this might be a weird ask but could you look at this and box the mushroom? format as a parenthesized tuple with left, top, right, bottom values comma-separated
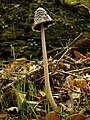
(32, 7, 59, 112)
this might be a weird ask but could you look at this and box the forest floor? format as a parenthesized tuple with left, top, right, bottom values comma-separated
(0, 33, 90, 120)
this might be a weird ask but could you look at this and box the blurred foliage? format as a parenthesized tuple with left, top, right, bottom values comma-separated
(0, 0, 90, 60)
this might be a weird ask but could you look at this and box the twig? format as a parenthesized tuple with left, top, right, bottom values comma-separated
(57, 70, 78, 77)
(67, 66, 90, 73)
(58, 47, 71, 62)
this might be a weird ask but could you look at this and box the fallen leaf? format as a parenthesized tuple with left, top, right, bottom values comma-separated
(66, 114, 87, 120)
(3, 57, 27, 74)
(46, 111, 60, 120)
(74, 50, 86, 59)
(86, 52, 90, 58)
(38, 111, 60, 120)
(38, 115, 46, 120)
(39, 90, 46, 97)
(74, 79, 87, 92)
(63, 76, 87, 92)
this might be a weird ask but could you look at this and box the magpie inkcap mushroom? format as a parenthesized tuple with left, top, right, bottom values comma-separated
(32, 7, 59, 112)
(32, 7, 53, 31)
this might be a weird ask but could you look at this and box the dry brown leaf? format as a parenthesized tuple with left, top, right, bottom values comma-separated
(74, 50, 86, 59)
(38, 111, 60, 120)
(66, 114, 87, 120)
(3, 57, 27, 74)
(74, 79, 87, 92)
(63, 75, 87, 92)
(46, 111, 60, 120)
(38, 115, 46, 120)
(86, 52, 90, 58)
(10, 57, 27, 68)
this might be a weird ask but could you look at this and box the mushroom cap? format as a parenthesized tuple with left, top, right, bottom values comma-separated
(32, 7, 53, 32)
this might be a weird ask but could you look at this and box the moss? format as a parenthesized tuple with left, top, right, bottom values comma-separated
(2, 30, 16, 39)
(0, 1, 90, 60)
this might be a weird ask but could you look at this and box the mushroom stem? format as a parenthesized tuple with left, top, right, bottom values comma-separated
(41, 23, 58, 112)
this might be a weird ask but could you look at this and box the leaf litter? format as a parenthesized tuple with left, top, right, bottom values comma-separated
(0, 33, 90, 120)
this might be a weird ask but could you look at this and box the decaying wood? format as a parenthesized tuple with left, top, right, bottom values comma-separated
(69, 32, 90, 53)
(57, 32, 90, 62)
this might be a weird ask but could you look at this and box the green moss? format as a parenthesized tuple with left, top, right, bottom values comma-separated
(2, 31, 16, 39)
(0, 0, 90, 60)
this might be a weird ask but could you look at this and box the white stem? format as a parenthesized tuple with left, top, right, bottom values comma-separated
(41, 23, 59, 112)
